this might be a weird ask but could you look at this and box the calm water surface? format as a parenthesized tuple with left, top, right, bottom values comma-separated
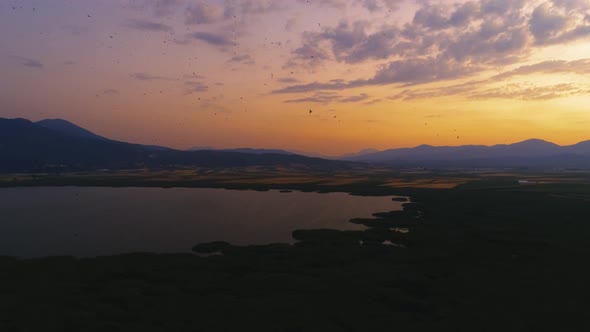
(0, 187, 404, 257)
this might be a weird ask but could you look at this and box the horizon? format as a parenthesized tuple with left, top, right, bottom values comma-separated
(7, 116, 590, 156)
(3, 0, 590, 154)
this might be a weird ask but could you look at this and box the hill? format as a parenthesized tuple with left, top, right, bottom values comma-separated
(0, 118, 348, 173)
(35, 119, 107, 141)
(344, 139, 590, 168)
(189, 147, 294, 155)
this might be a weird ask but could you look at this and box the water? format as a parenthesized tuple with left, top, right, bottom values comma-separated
(0, 187, 404, 257)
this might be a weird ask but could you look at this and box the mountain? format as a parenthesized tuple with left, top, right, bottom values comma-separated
(188, 147, 335, 159)
(0, 118, 349, 173)
(189, 147, 294, 155)
(336, 148, 380, 160)
(569, 140, 590, 153)
(36, 119, 106, 140)
(36, 118, 171, 152)
(343, 139, 590, 168)
(7, 117, 590, 171)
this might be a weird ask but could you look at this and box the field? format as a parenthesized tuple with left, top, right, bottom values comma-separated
(5, 166, 590, 191)
(1, 167, 590, 331)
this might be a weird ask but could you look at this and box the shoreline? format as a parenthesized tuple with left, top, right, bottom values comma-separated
(2, 178, 590, 329)
(0, 185, 412, 259)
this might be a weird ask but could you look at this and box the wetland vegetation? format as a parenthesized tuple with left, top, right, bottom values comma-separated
(1, 168, 590, 331)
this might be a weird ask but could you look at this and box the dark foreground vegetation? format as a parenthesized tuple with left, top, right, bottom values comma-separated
(1, 176, 590, 331)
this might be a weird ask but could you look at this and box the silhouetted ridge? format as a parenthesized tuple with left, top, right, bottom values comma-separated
(343, 138, 590, 168)
(0, 118, 349, 172)
(189, 147, 294, 155)
(36, 119, 106, 141)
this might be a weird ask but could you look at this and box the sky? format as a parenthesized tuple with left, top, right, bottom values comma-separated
(2, 0, 590, 155)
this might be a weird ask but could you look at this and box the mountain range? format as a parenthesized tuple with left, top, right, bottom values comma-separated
(3, 117, 590, 171)
(344, 139, 590, 168)
(0, 118, 346, 173)
(189, 147, 294, 155)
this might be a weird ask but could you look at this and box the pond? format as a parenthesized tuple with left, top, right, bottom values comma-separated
(0, 187, 404, 257)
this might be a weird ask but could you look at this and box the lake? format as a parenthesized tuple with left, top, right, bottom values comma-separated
(0, 187, 405, 257)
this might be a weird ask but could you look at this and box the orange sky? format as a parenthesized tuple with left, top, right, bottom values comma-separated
(2, 0, 590, 155)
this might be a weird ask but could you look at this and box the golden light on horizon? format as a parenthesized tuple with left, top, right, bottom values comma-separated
(2, 0, 590, 154)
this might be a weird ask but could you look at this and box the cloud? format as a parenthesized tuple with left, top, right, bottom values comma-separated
(552, 25, 590, 44)
(153, 0, 182, 16)
(101, 89, 120, 96)
(552, 0, 590, 11)
(274, 81, 349, 94)
(371, 56, 481, 85)
(196, 94, 232, 113)
(228, 54, 255, 65)
(295, 0, 347, 9)
(384, 57, 590, 101)
(280, 0, 590, 94)
(123, 0, 182, 17)
(185, 0, 284, 25)
(470, 83, 588, 100)
(361, 0, 383, 12)
(388, 68, 590, 100)
(184, 81, 208, 94)
(317, 0, 404, 12)
(230, 0, 284, 15)
(284, 15, 299, 31)
(529, 3, 571, 43)
(528, 2, 590, 45)
(124, 19, 173, 32)
(285, 92, 341, 104)
(341, 93, 370, 103)
(275, 56, 480, 93)
(389, 80, 487, 100)
(286, 33, 332, 68)
(185, 2, 225, 24)
(14, 56, 43, 69)
(364, 98, 382, 105)
(183, 73, 206, 80)
(287, 20, 404, 65)
(284, 91, 371, 104)
(493, 58, 590, 79)
(24, 59, 43, 69)
(287, 1, 533, 70)
(188, 31, 236, 47)
(277, 77, 300, 84)
(130, 72, 176, 81)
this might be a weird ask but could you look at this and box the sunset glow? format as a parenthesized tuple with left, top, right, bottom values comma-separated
(2, 0, 590, 154)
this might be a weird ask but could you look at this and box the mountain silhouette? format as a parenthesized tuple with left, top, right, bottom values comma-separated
(5, 117, 590, 171)
(336, 148, 379, 160)
(0, 118, 347, 173)
(36, 119, 107, 141)
(189, 147, 294, 155)
(36, 118, 171, 152)
(344, 139, 590, 168)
